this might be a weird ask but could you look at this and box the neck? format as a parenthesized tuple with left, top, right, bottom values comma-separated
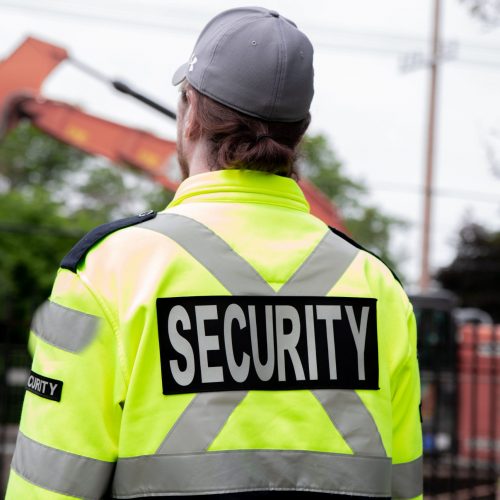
(188, 139, 211, 177)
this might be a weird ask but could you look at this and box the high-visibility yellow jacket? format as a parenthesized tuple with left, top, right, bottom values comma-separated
(7, 169, 422, 500)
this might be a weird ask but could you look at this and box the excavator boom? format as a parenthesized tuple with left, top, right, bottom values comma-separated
(0, 36, 345, 230)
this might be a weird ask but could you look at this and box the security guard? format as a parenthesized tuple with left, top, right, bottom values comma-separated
(7, 7, 422, 500)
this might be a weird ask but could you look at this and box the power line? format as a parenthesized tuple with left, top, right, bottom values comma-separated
(371, 181, 500, 204)
(0, 1, 202, 37)
(2, 0, 500, 69)
(34, 0, 500, 54)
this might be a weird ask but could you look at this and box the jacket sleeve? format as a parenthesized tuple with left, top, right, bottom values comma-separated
(391, 303, 423, 500)
(6, 268, 125, 500)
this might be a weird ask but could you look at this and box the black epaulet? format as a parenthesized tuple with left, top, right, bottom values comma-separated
(60, 210, 157, 273)
(328, 226, 403, 287)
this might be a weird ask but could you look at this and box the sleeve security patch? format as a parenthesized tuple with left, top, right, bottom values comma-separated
(157, 296, 378, 395)
(26, 370, 63, 402)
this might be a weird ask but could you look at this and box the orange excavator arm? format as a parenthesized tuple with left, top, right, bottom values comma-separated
(0, 36, 346, 231)
(19, 97, 179, 192)
(0, 37, 67, 135)
(0, 37, 178, 191)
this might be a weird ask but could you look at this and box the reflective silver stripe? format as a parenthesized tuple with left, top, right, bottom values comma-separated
(392, 456, 423, 499)
(141, 213, 274, 295)
(12, 431, 115, 499)
(143, 213, 384, 460)
(277, 230, 358, 296)
(313, 390, 386, 456)
(113, 450, 391, 498)
(157, 391, 247, 454)
(31, 300, 100, 353)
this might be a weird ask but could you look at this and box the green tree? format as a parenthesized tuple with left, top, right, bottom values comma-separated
(460, 0, 500, 26)
(0, 122, 172, 344)
(436, 222, 500, 322)
(301, 134, 406, 277)
(0, 125, 407, 347)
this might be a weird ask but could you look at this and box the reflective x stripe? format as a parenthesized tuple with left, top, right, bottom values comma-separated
(157, 391, 247, 454)
(144, 213, 386, 462)
(141, 213, 358, 297)
(113, 450, 392, 498)
(392, 456, 423, 499)
(12, 431, 115, 499)
(145, 213, 273, 454)
(31, 300, 100, 353)
(313, 389, 386, 456)
(141, 213, 272, 295)
(277, 229, 359, 296)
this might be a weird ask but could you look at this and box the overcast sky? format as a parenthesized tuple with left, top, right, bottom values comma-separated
(1, 0, 500, 285)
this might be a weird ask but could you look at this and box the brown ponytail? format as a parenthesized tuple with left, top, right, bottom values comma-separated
(184, 84, 310, 178)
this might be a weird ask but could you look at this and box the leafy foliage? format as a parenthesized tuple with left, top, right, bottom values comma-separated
(1, 125, 407, 345)
(460, 0, 500, 26)
(301, 134, 406, 277)
(436, 222, 500, 322)
(0, 122, 172, 344)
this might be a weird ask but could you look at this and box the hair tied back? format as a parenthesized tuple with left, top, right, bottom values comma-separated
(255, 134, 272, 142)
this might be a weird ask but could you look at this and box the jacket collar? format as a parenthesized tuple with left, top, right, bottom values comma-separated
(167, 170, 310, 213)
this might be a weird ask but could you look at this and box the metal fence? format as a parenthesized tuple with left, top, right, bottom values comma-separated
(423, 323, 500, 498)
(1, 305, 499, 498)
(1, 333, 30, 497)
(415, 294, 500, 499)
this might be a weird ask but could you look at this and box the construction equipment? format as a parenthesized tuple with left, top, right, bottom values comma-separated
(0, 36, 346, 229)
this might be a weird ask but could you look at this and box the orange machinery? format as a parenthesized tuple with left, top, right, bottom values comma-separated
(0, 36, 346, 230)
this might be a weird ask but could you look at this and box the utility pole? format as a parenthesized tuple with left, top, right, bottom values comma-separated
(420, 0, 442, 292)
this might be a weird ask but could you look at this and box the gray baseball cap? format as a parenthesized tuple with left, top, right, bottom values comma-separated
(172, 6, 314, 122)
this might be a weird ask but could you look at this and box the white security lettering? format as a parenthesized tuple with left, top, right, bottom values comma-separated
(316, 305, 342, 380)
(195, 305, 223, 383)
(275, 305, 305, 382)
(27, 375, 47, 393)
(305, 305, 318, 380)
(249, 305, 275, 382)
(346, 306, 370, 381)
(158, 296, 378, 394)
(168, 305, 195, 386)
(49, 382, 58, 396)
(224, 304, 250, 383)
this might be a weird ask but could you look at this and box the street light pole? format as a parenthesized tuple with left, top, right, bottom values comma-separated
(420, 0, 442, 292)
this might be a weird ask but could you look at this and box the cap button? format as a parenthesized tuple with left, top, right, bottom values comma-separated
(269, 10, 279, 17)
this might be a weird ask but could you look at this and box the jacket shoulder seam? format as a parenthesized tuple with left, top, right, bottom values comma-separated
(60, 211, 157, 273)
(328, 226, 403, 287)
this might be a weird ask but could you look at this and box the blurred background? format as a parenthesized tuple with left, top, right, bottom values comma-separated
(0, 0, 499, 497)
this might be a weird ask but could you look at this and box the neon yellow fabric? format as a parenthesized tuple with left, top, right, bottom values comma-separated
(208, 390, 354, 454)
(7, 169, 422, 499)
(6, 469, 79, 500)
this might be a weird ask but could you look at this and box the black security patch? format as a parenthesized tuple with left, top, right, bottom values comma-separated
(157, 296, 378, 395)
(26, 370, 63, 402)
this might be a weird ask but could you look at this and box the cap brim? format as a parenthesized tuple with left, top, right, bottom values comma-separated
(172, 62, 189, 86)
